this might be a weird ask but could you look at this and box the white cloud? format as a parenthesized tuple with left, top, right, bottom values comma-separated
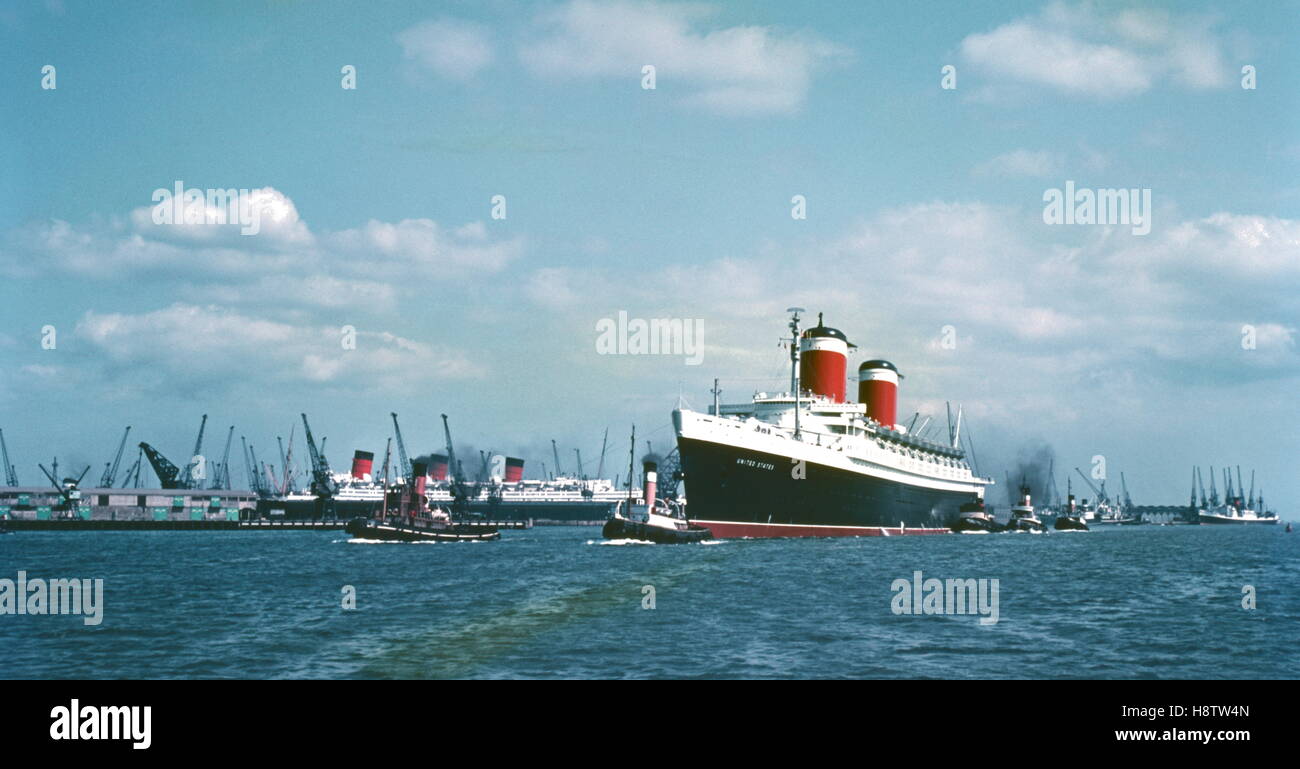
(1, 187, 523, 305)
(398, 18, 496, 81)
(526, 200, 1299, 408)
(525, 267, 583, 309)
(973, 149, 1063, 178)
(960, 1, 1234, 98)
(519, 0, 847, 115)
(75, 304, 485, 393)
(328, 218, 522, 275)
(128, 186, 313, 248)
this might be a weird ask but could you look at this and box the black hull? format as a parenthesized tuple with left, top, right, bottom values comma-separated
(1053, 517, 1090, 531)
(952, 517, 1003, 533)
(601, 516, 712, 544)
(1005, 517, 1047, 533)
(343, 517, 500, 542)
(676, 437, 978, 537)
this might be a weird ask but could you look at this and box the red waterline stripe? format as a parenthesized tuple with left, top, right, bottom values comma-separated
(690, 520, 951, 538)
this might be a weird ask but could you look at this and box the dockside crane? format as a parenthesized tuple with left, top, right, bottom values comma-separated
(391, 413, 412, 483)
(39, 461, 89, 512)
(1247, 470, 1256, 509)
(379, 437, 393, 518)
(99, 426, 131, 488)
(440, 414, 459, 485)
(120, 447, 144, 488)
(441, 413, 474, 516)
(139, 442, 184, 488)
(176, 414, 208, 489)
(301, 413, 336, 499)
(574, 448, 584, 480)
(596, 427, 609, 480)
(283, 426, 297, 494)
(1073, 467, 1106, 504)
(277, 435, 288, 491)
(1120, 472, 1134, 510)
(240, 436, 253, 493)
(1196, 466, 1208, 508)
(1209, 465, 1220, 507)
(214, 425, 234, 490)
(248, 444, 265, 496)
(0, 428, 19, 486)
(551, 439, 563, 479)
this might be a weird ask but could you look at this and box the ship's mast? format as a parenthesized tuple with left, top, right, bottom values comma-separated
(787, 307, 805, 439)
(626, 425, 636, 503)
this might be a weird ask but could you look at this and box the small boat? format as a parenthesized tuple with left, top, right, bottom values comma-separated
(1053, 514, 1088, 531)
(602, 456, 711, 544)
(345, 509, 500, 542)
(1004, 481, 1047, 533)
(1053, 480, 1089, 531)
(344, 458, 499, 542)
(951, 501, 1002, 533)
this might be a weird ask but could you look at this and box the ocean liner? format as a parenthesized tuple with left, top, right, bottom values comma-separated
(674, 310, 993, 537)
(266, 450, 635, 523)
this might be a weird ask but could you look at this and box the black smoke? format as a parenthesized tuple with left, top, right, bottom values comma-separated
(1006, 442, 1058, 506)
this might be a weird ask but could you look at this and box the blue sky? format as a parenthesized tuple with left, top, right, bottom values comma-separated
(1, 0, 1297, 507)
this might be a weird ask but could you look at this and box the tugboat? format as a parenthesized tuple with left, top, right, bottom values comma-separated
(1004, 481, 1047, 533)
(345, 461, 500, 543)
(602, 452, 711, 544)
(1053, 479, 1089, 531)
(951, 501, 1003, 533)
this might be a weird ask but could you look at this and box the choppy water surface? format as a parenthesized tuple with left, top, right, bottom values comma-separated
(1, 525, 1296, 678)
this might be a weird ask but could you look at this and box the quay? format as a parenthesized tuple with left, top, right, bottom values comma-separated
(2, 518, 531, 532)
